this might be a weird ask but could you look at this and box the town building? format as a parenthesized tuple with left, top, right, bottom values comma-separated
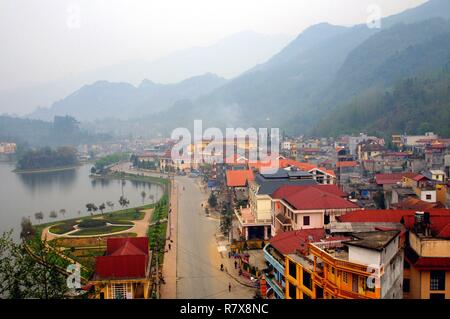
(0, 142, 16, 154)
(270, 184, 360, 237)
(89, 237, 151, 299)
(357, 140, 385, 161)
(403, 212, 450, 299)
(337, 208, 450, 299)
(263, 228, 325, 299)
(235, 169, 317, 241)
(263, 228, 404, 299)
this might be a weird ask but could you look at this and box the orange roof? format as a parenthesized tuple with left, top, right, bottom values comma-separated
(336, 161, 358, 168)
(226, 169, 254, 187)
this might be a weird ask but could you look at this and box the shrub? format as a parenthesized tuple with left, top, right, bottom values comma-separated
(78, 219, 107, 229)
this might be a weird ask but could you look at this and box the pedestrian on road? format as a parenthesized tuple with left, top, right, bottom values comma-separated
(234, 260, 238, 269)
(228, 283, 231, 292)
(168, 243, 171, 250)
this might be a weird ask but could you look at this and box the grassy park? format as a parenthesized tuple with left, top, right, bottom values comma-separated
(26, 171, 171, 281)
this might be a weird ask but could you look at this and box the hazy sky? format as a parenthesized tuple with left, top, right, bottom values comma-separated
(0, 0, 426, 91)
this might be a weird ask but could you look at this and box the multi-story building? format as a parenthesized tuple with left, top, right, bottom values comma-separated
(236, 169, 317, 240)
(286, 230, 403, 299)
(270, 184, 360, 237)
(338, 208, 450, 299)
(403, 212, 450, 299)
(263, 228, 325, 299)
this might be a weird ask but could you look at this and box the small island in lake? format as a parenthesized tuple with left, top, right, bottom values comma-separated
(14, 146, 79, 173)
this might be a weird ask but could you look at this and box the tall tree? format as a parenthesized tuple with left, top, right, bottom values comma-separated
(98, 203, 106, 215)
(34, 212, 44, 224)
(208, 192, 218, 209)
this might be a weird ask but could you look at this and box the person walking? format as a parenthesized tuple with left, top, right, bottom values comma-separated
(234, 260, 238, 269)
(228, 282, 232, 292)
(168, 243, 171, 250)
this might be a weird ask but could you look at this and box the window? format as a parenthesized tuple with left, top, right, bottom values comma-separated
(303, 216, 310, 226)
(426, 194, 432, 200)
(430, 271, 445, 291)
(352, 274, 358, 293)
(303, 270, 312, 290)
(315, 285, 324, 299)
(403, 279, 410, 293)
(288, 260, 297, 279)
(343, 272, 348, 283)
(331, 267, 335, 275)
(288, 282, 296, 299)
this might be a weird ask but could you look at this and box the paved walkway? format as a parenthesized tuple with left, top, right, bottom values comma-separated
(160, 179, 178, 299)
(41, 209, 153, 240)
(214, 234, 259, 289)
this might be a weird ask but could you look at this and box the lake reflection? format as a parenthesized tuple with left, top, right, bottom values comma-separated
(0, 162, 163, 239)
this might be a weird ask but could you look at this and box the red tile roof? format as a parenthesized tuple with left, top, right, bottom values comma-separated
(106, 237, 148, 256)
(272, 185, 358, 210)
(396, 197, 443, 210)
(375, 172, 417, 185)
(402, 215, 450, 239)
(272, 184, 347, 199)
(339, 209, 450, 224)
(405, 246, 450, 270)
(269, 228, 325, 255)
(226, 169, 254, 187)
(95, 237, 149, 280)
(412, 174, 428, 181)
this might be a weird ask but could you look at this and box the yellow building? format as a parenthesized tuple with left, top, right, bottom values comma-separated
(403, 213, 450, 299)
(284, 231, 403, 299)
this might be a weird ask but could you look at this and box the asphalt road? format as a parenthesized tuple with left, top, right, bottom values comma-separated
(176, 176, 254, 299)
(111, 164, 253, 299)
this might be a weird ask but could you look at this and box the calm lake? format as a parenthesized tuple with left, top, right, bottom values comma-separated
(0, 162, 164, 239)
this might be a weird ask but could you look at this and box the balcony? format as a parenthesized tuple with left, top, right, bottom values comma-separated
(263, 244, 285, 274)
(235, 207, 271, 227)
(265, 275, 285, 299)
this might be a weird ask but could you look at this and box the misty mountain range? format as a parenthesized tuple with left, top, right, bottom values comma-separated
(1, 31, 291, 116)
(10, 0, 450, 140)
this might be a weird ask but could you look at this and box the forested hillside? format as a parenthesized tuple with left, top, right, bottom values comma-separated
(311, 67, 450, 138)
(0, 115, 111, 147)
